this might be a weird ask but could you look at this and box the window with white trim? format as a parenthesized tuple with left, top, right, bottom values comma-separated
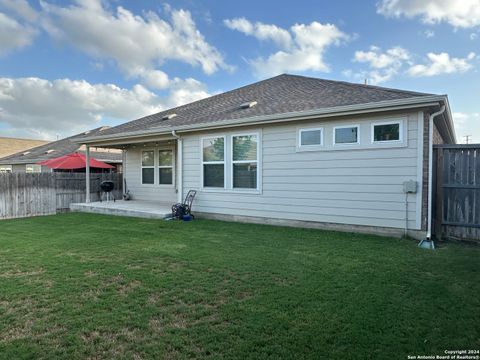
(141, 150, 154, 184)
(299, 128, 323, 148)
(0, 165, 12, 173)
(334, 125, 359, 145)
(372, 121, 401, 142)
(158, 149, 173, 185)
(26, 164, 41, 173)
(202, 137, 225, 188)
(232, 134, 258, 189)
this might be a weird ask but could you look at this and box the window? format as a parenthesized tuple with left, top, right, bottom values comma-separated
(334, 125, 359, 145)
(232, 134, 258, 189)
(158, 150, 173, 185)
(141, 150, 154, 184)
(299, 128, 323, 148)
(202, 137, 225, 188)
(0, 165, 12, 173)
(372, 121, 401, 142)
(26, 164, 41, 173)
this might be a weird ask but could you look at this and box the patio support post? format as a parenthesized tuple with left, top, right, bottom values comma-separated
(86, 144, 91, 203)
(177, 138, 183, 203)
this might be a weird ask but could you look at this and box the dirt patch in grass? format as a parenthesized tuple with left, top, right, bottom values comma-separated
(0, 268, 44, 278)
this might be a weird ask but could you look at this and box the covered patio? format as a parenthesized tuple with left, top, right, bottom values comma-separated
(72, 129, 183, 220)
(70, 200, 172, 219)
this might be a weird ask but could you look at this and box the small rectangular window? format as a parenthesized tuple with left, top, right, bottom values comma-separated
(26, 164, 42, 173)
(202, 137, 225, 188)
(334, 125, 359, 145)
(141, 150, 154, 184)
(158, 150, 173, 185)
(300, 128, 322, 146)
(372, 122, 401, 142)
(232, 134, 258, 189)
(0, 165, 12, 173)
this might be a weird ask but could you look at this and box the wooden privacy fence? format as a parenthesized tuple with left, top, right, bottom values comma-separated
(0, 173, 123, 220)
(433, 144, 480, 242)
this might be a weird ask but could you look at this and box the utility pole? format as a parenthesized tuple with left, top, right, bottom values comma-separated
(463, 135, 472, 144)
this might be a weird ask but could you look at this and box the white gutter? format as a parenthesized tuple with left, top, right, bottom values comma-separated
(78, 95, 448, 144)
(426, 105, 446, 241)
(171, 130, 183, 203)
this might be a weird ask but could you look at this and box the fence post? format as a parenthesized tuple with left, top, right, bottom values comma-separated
(434, 147, 444, 240)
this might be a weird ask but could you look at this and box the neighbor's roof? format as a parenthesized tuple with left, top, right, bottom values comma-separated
(84, 74, 435, 140)
(0, 127, 122, 165)
(0, 137, 50, 158)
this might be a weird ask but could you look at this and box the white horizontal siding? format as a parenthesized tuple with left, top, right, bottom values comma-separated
(124, 147, 177, 203)
(182, 112, 423, 230)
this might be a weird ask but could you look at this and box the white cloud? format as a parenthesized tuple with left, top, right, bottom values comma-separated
(407, 52, 476, 77)
(423, 29, 435, 38)
(377, 0, 480, 28)
(354, 46, 410, 69)
(346, 46, 410, 84)
(40, 0, 230, 81)
(0, 0, 38, 22)
(471, 32, 478, 40)
(0, 77, 210, 140)
(224, 17, 292, 49)
(225, 18, 349, 77)
(0, 11, 37, 55)
(453, 112, 480, 143)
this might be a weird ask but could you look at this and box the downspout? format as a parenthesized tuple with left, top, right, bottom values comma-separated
(171, 131, 183, 203)
(425, 105, 446, 243)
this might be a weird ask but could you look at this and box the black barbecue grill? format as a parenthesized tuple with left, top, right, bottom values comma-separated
(100, 180, 115, 202)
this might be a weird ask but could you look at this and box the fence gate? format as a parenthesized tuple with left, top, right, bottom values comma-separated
(433, 144, 480, 242)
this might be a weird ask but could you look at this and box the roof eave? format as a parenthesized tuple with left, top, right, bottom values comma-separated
(78, 95, 448, 145)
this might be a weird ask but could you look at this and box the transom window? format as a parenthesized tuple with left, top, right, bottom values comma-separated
(299, 128, 323, 147)
(232, 134, 258, 189)
(158, 150, 173, 185)
(334, 125, 359, 145)
(372, 121, 401, 142)
(141, 150, 154, 184)
(202, 137, 225, 188)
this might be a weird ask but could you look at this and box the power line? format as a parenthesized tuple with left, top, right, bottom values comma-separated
(463, 135, 472, 144)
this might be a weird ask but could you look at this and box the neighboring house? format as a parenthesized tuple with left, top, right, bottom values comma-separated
(0, 127, 123, 173)
(0, 137, 50, 169)
(78, 74, 456, 239)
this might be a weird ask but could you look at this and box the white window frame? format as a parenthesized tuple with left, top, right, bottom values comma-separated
(230, 132, 260, 191)
(0, 165, 12, 173)
(26, 164, 42, 173)
(201, 136, 226, 190)
(141, 149, 155, 185)
(333, 124, 360, 146)
(298, 127, 324, 151)
(158, 148, 175, 187)
(371, 120, 403, 144)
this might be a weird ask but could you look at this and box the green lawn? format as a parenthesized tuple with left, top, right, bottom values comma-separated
(0, 213, 478, 359)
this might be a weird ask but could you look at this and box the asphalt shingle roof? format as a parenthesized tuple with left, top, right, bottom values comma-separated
(94, 74, 434, 138)
(0, 127, 122, 165)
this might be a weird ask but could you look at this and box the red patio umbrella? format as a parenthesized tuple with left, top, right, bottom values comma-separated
(38, 152, 114, 170)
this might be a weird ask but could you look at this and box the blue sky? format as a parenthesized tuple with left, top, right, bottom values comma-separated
(0, 0, 479, 142)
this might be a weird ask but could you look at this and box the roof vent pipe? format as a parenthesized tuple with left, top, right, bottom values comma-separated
(162, 113, 177, 120)
(240, 101, 257, 109)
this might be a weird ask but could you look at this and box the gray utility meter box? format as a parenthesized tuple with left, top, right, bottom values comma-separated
(403, 180, 417, 194)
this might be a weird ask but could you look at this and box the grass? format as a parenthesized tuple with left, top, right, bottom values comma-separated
(0, 213, 478, 359)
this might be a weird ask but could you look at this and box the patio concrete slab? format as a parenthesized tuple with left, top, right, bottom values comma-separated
(70, 200, 172, 219)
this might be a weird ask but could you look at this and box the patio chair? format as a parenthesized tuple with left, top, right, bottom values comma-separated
(171, 190, 197, 219)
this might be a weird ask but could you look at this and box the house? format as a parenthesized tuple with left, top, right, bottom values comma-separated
(75, 74, 456, 240)
(0, 127, 123, 173)
(0, 137, 50, 170)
